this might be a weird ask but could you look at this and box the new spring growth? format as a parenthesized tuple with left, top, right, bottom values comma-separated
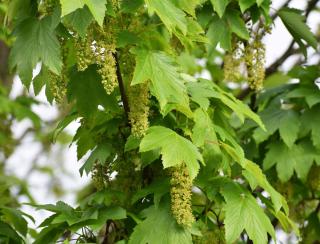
(170, 164, 195, 228)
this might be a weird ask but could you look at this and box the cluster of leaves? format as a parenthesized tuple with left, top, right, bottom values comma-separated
(0, 0, 319, 243)
(239, 65, 320, 242)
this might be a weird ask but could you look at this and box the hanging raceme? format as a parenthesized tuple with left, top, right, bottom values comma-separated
(128, 83, 150, 138)
(96, 20, 118, 95)
(74, 33, 94, 71)
(170, 164, 195, 228)
(223, 38, 243, 82)
(74, 21, 118, 94)
(91, 163, 106, 191)
(244, 25, 267, 91)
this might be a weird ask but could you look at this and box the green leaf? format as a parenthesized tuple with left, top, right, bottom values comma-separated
(192, 109, 218, 148)
(117, 30, 141, 48)
(88, 206, 127, 230)
(1, 208, 28, 237)
(62, 6, 93, 37)
(263, 142, 295, 182)
(206, 10, 249, 51)
(60, 0, 107, 26)
(206, 15, 232, 50)
(278, 111, 300, 148)
(300, 105, 320, 148)
(279, 8, 318, 56)
(120, 0, 144, 13)
(294, 140, 320, 179)
(238, 0, 256, 13)
(187, 79, 215, 109)
(225, 10, 250, 40)
(254, 107, 300, 147)
(140, 126, 203, 180)
(131, 49, 191, 116)
(33, 66, 57, 103)
(172, 0, 201, 17)
(175, 17, 207, 50)
(67, 66, 118, 117)
(0, 220, 24, 244)
(256, 0, 265, 5)
(124, 135, 141, 152)
(263, 141, 316, 182)
(60, 0, 83, 16)
(212, 82, 264, 128)
(222, 182, 275, 244)
(241, 160, 288, 213)
(131, 178, 170, 208)
(189, 79, 264, 129)
(9, 16, 62, 85)
(221, 143, 289, 214)
(52, 112, 78, 142)
(34, 223, 68, 244)
(145, 0, 187, 35)
(79, 142, 113, 176)
(287, 85, 320, 108)
(264, 72, 291, 88)
(129, 201, 192, 244)
(192, 109, 222, 160)
(210, 0, 230, 17)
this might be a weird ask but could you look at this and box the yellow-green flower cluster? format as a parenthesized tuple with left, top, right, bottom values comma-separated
(74, 21, 119, 95)
(75, 36, 94, 71)
(245, 35, 266, 91)
(170, 164, 194, 228)
(48, 71, 66, 104)
(128, 83, 150, 138)
(223, 54, 242, 82)
(96, 41, 118, 95)
(91, 163, 105, 190)
(223, 40, 243, 82)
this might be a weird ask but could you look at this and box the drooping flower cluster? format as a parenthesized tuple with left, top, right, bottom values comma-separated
(128, 83, 150, 138)
(244, 33, 266, 91)
(74, 34, 95, 72)
(91, 163, 106, 191)
(95, 40, 118, 94)
(47, 39, 69, 104)
(74, 21, 118, 94)
(170, 164, 194, 227)
(223, 40, 243, 82)
(223, 23, 268, 91)
(48, 71, 66, 104)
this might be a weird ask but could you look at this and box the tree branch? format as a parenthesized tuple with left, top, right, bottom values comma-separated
(113, 52, 130, 118)
(0, 41, 11, 87)
(265, 41, 296, 76)
(265, 0, 319, 76)
(237, 0, 319, 100)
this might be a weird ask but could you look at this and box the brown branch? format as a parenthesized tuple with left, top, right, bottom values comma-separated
(0, 41, 11, 87)
(265, 41, 296, 76)
(113, 52, 130, 118)
(265, 0, 319, 76)
(306, 0, 320, 15)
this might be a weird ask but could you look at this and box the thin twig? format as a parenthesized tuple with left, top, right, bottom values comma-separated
(113, 52, 130, 118)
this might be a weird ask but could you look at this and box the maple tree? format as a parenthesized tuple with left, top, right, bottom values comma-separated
(0, 0, 319, 243)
